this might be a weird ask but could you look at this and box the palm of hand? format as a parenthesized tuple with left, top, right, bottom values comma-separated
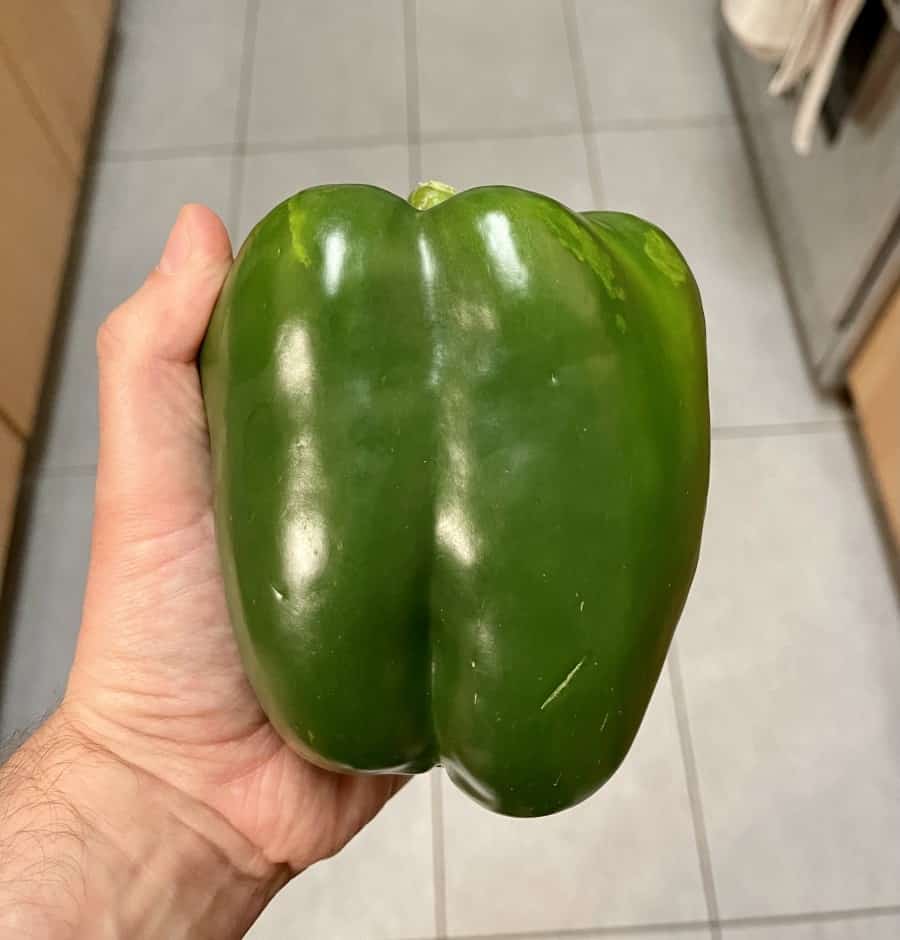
(64, 206, 402, 875)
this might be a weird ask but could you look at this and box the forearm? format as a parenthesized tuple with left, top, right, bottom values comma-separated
(0, 713, 286, 939)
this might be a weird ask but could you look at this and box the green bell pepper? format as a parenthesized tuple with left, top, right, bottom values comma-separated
(201, 180, 709, 817)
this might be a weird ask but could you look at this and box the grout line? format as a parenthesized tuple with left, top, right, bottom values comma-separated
(234, 0, 260, 143)
(425, 900, 900, 940)
(94, 115, 739, 167)
(245, 132, 409, 155)
(668, 644, 721, 934)
(720, 904, 900, 930)
(459, 923, 711, 939)
(430, 772, 448, 938)
(403, 0, 423, 188)
(422, 122, 583, 144)
(408, 921, 712, 940)
(102, 142, 238, 163)
(560, 0, 604, 208)
(589, 113, 737, 135)
(227, 0, 261, 237)
(712, 417, 853, 440)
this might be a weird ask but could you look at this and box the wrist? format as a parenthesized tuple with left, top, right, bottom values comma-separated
(0, 711, 288, 939)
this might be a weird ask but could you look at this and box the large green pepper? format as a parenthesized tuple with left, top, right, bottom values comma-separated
(201, 181, 709, 817)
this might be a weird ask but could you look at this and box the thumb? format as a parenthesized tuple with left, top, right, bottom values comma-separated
(94, 205, 232, 536)
(97, 203, 232, 366)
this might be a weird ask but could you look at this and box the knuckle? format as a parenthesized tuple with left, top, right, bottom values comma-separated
(96, 270, 160, 361)
(96, 313, 126, 361)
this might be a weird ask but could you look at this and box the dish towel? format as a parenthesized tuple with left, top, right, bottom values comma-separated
(723, 0, 869, 153)
(722, 0, 827, 72)
(791, 0, 866, 152)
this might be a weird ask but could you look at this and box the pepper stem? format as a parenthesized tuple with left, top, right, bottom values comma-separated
(408, 180, 456, 210)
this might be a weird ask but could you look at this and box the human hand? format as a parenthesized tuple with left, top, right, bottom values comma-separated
(0, 205, 404, 937)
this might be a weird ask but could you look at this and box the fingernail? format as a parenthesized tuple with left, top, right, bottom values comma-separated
(158, 207, 193, 274)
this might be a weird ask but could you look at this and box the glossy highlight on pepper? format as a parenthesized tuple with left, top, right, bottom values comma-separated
(201, 180, 710, 817)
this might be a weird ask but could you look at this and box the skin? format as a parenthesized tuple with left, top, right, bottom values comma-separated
(203, 184, 709, 817)
(0, 205, 403, 939)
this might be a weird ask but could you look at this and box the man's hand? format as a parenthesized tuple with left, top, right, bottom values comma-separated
(0, 205, 404, 938)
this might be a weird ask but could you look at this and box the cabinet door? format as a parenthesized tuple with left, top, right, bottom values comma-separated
(0, 53, 78, 435)
(0, 420, 24, 579)
(850, 286, 900, 553)
(0, 0, 115, 172)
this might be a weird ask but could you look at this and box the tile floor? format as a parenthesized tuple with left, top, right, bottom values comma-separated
(1, 2, 899, 939)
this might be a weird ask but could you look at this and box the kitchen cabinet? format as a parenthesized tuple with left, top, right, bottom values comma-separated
(850, 284, 900, 556)
(0, 422, 24, 573)
(0, 1, 114, 586)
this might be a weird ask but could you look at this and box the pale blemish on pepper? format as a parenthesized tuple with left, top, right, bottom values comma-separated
(644, 229, 687, 285)
(540, 655, 586, 711)
(288, 199, 312, 267)
(615, 313, 627, 335)
(544, 212, 625, 301)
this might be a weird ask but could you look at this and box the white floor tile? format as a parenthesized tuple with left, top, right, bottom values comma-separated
(441, 671, 708, 935)
(580, 932, 711, 940)
(417, 0, 579, 136)
(723, 914, 900, 939)
(678, 429, 900, 917)
(100, 0, 247, 151)
(246, 773, 436, 940)
(575, 0, 730, 124)
(0, 474, 95, 739)
(248, 1, 407, 145)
